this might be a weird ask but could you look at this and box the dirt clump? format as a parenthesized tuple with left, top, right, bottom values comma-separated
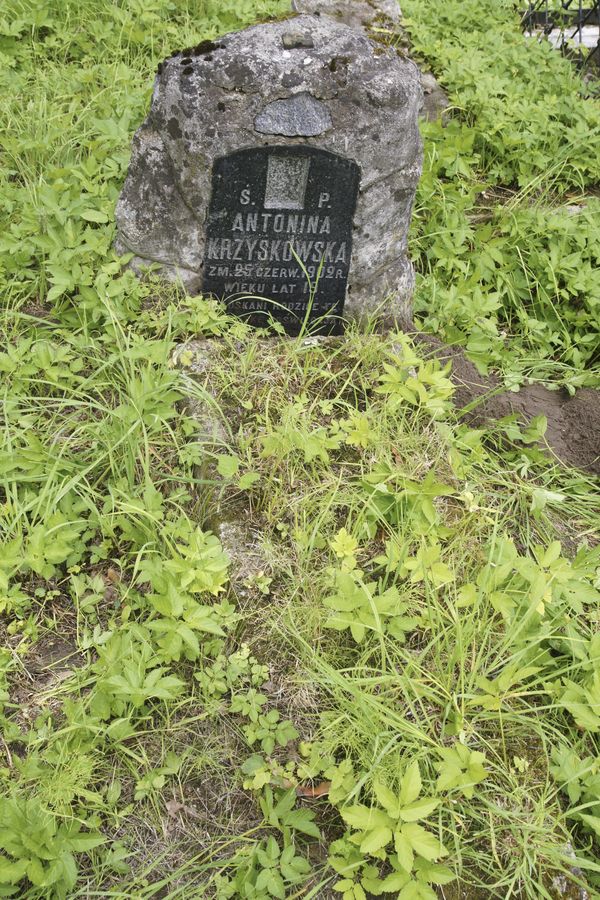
(415, 334, 600, 476)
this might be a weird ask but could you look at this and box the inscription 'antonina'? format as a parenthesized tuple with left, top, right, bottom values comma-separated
(231, 212, 331, 234)
(202, 146, 360, 335)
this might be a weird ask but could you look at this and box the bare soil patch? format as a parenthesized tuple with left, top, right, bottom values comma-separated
(416, 334, 600, 476)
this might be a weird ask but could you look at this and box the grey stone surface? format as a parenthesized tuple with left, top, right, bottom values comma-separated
(212, 518, 268, 601)
(420, 71, 449, 122)
(291, 0, 400, 29)
(255, 92, 332, 137)
(282, 29, 315, 49)
(171, 340, 230, 446)
(116, 14, 423, 329)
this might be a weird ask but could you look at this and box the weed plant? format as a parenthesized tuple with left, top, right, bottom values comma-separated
(402, 0, 600, 391)
(0, 1, 599, 899)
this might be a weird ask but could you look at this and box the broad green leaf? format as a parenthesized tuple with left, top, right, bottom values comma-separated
(394, 831, 414, 873)
(399, 798, 440, 822)
(341, 805, 394, 832)
(285, 809, 321, 838)
(184, 608, 225, 635)
(81, 209, 109, 223)
(333, 878, 354, 892)
(435, 762, 464, 793)
(379, 870, 410, 892)
(373, 780, 401, 818)
(401, 823, 445, 861)
(256, 868, 285, 899)
(399, 762, 421, 807)
(456, 583, 478, 608)
(350, 622, 366, 643)
(26, 857, 45, 886)
(530, 488, 565, 517)
(541, 541, 562, 567)
(67, 832, 105, 851)
(238, 471, 260, 489)
(414, 859, 456, 885)
(399, 881, 437, 899)
(216, 454, 240, 478)
(360, 826, 393, 854)
(0, 857, 29, 884)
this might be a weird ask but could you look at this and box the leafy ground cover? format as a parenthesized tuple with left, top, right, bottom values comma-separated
(402, 0, 600, 392)
(0, 1, 599, 898)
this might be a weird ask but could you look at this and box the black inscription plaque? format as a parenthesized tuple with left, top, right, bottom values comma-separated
(202, 146, 360, 335)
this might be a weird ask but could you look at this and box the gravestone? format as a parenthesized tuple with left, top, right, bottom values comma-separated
(115, 14, 422, 333)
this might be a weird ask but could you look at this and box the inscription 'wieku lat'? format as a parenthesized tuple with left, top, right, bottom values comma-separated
(203, 147, 359, 334)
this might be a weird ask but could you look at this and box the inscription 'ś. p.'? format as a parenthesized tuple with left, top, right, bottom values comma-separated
(202, 146, 360, 335)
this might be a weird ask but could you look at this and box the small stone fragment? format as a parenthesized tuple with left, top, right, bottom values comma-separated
(254, 92, 332, 136)
(282, 30, 315, 48)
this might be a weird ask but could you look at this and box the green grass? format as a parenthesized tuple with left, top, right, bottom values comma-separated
(402, 0, 600, 391)
(1, 1, 600, 898)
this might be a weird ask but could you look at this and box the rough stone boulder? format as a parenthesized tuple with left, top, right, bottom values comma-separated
(115, 14, 423, 329)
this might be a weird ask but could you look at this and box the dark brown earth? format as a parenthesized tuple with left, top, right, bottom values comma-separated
(416, 334, 600, 476)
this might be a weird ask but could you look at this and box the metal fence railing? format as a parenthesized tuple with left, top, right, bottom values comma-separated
(522, 1, 600, 68)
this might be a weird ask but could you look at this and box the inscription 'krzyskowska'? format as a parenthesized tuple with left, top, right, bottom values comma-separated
(202, 146, 360, 334)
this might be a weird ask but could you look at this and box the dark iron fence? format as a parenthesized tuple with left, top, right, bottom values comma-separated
(522, 1, 600, 68)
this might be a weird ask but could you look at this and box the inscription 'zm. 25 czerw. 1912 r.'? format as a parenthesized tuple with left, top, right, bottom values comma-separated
(202, 146, 360, 334)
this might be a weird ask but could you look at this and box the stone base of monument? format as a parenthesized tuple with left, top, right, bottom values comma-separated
(171, 338, 272, 600)
(211, 517, 270, 604)
(115, 8, 423, 335)
(171, 339, 232, 449)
